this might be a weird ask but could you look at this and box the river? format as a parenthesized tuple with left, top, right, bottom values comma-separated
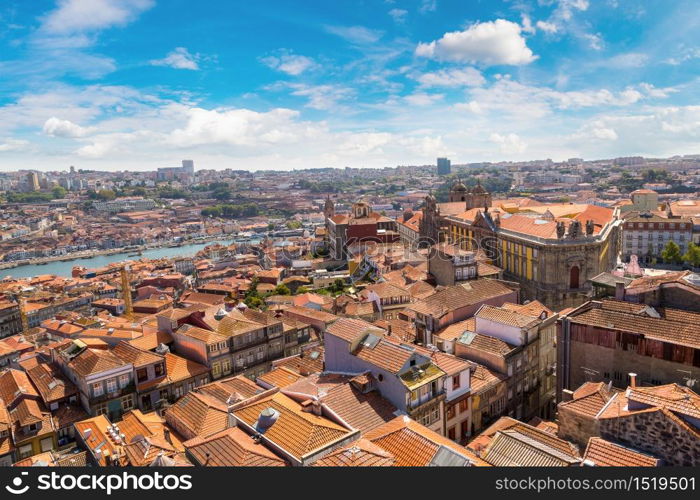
(0, 239, 254, 279)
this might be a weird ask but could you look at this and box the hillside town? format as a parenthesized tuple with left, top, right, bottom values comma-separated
(0, 157, 698, 467)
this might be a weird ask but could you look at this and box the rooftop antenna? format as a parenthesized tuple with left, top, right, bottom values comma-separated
(677, 369, 697, 388)
(581, 367, 600, 383)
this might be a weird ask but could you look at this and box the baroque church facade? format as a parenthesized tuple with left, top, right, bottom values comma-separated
(419, 180, 492, 245)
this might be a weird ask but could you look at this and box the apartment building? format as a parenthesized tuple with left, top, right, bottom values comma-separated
(402, 280, 518, 346)
(454, 304, 552, 422)
(324, 318, 447, 435)
(52, 340, 135, 420)
(621, 212, 693, 263)
(556, 299, 700, 400)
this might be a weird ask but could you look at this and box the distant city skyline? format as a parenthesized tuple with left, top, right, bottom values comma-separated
(1, 0, 699, 171)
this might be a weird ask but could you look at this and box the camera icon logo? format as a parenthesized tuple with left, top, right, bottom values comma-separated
(5, 472, 29, 495)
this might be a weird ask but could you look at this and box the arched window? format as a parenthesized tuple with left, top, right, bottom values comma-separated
(569, 265, 580, 289)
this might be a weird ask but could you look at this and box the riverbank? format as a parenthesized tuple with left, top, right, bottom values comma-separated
(0, 235, 235, 271)
(0, 235, 266, 279)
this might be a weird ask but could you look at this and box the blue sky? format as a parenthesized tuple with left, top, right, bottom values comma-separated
(0, 0, 699, 171)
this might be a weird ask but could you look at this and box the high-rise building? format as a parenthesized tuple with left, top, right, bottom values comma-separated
(437, 157, 451, 175)
(26, 172, 40, 191)
(181, 159, 195, 174)
(157, 160, 195, 181)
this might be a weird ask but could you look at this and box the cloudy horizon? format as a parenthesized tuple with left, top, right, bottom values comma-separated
(1, 0, 699, 171)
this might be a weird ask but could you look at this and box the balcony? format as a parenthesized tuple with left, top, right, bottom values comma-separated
(89, 382, 135, 404)
(407, 391, 445, 413)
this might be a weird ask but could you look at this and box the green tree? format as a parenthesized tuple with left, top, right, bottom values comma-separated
(286, 220, 302, 229)
(212, 186, 232, 200)
(682, 242, 700, 268)
(96, 189, 116, 201)
(244, 296, 264, 309)
(328, 278, 346, 295)
(661, 240, 682, 264)
(272, 284, 291, 296)
(243, 278, 264, 308)
(51, 186, 67, 199)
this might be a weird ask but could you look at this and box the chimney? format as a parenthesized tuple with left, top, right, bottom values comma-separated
(163, 428, 172, 445)
(227, 404, 237, 428)
(615, 281, 626, 301)
(301, 399, 323, 416)
(561, 389, 574, 402)
(629, 373, 637, 388)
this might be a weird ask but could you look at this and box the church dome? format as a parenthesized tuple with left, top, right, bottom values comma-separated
(451, 181, 468, 192)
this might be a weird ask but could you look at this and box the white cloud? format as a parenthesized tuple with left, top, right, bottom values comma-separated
(168, 107, 313, 147)
(388, 9, 408, 23)
(592, 52, 648, 68)
(592, 127, 618, 140)
(582, 33, 604, 50)
(454, 100, 484, 114)
(404, 92, 444, 106)
(271, 83, 354, 110)
(639, 83, 677, 99)
(43, 117, 94, 138)
(664, 47, 700, 65)
(150, 47, 201, 70)
(415, 67, 485, 88)
(489, 132, 528, 153)
(552, 0, 590, 23)
(536, 21, 558, 33)
(571, 121, 619, 141)
(324, 25, 384, 44)
(41, 0, 154, 35)
(462, 78, 653, 119)
(419, 0, 437, 14)
(261, 53, 316, 76)
(537, 0, 602, 48)
(415, 19, 537, 66)
(0, 139, 29, 152)
(521, 14, 535, 34)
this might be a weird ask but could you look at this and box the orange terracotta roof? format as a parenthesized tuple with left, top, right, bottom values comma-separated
(257, 366, 304, 389)
(112, 341, 163, 368)
(164, 353, 209, 384)
(185, 427, 287, 466)
(194, 375, 265, 404)
(475, 304, 541, 329)
(21, 361, 78, 404)
(325, 317, 381, 343)
(0, 369, 39, 405)
(583, 437, 660, 467)
(283, 373, 397, 434)
(364, 416, 487, 466)
(233, 392, 353, 461)
(314, 438, 395, 466)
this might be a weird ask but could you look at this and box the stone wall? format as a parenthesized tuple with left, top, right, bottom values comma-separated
(556, 404, 600, 449)
(599, 410, 700, 466)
